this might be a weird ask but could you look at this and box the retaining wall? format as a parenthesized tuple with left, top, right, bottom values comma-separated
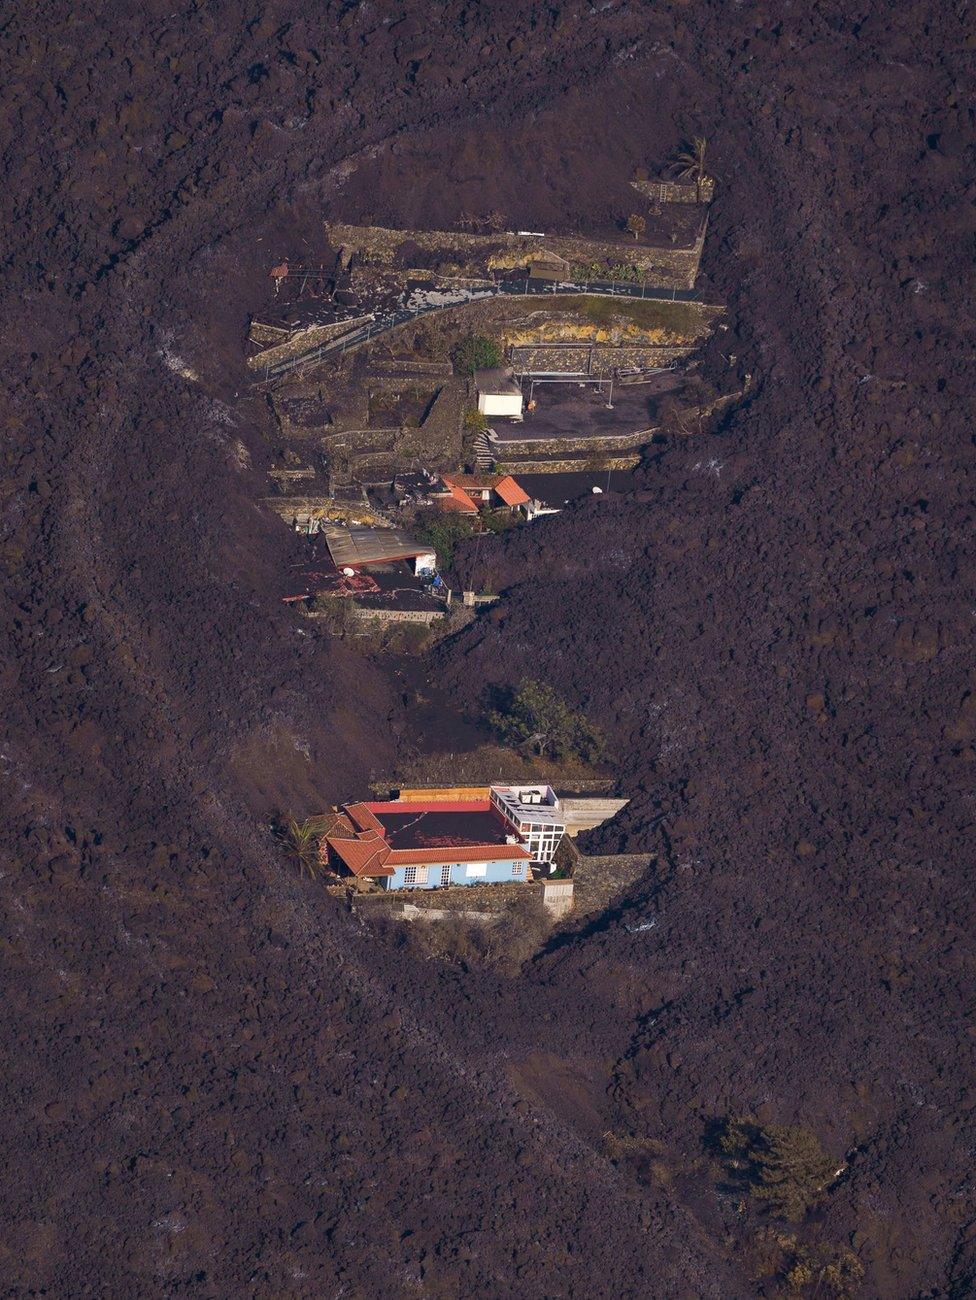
(557, 837, 656, 918)
(352, 606, 446, 627)
(494, 454, 642, 474)
(327, 222, 703, 287)
(631, 176, 715, 204)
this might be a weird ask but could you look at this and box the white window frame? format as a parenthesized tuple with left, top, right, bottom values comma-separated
(512, 862, 523, 877)
(465, 863, 488, 878)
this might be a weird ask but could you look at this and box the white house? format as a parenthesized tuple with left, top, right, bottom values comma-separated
(475, 368, 524, 420)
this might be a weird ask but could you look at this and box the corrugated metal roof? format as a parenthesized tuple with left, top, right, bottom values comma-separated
(322, 524, 436, 570)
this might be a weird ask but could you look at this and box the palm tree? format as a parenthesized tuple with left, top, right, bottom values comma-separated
(668, 136, 709, 202)
(282, 814, 332, 878)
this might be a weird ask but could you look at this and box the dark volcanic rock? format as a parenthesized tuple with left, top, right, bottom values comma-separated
(1, 1, 973, 1296)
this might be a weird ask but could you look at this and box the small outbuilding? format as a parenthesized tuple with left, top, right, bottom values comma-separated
(475, 368, 524, 420)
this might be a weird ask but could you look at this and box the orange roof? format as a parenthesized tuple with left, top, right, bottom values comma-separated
(325, 831, 393, 878)
(345, 803, 385, 833)
(439, 479, 479, 513)
(494, 475, 530, 507)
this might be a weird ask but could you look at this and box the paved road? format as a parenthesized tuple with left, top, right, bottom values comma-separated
(261, 278, 704, 380)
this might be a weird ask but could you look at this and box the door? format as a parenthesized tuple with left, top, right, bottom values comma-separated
(439, 864, 452, 887)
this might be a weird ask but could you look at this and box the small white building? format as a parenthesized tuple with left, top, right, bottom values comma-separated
(476, 368, 524, 420)
(490, 785, 565, 867)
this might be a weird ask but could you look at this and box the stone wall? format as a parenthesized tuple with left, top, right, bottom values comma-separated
(353, 879, 537, 918)
(327, 221, 705, 289)
(493, 426, 655, 455)
(352, 606, 446, 627)
(495, 454, 641, 473)
(246, 315, 372, 374)
(631, 176, 715, 204)
(511, 342, 693, 377)
(556, 836, 656, 919)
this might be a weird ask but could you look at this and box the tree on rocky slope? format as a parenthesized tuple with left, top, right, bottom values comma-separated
(487, 679, 605, 763)
(718, 1117, 839, 1221)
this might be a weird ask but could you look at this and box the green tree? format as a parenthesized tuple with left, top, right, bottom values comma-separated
(416, 512, 476, 568)
(488, 679, 605, 763)
(751, 1124, 837, 1221)
(451, 334, 502, 375)
(717, 1117, 837, 1222)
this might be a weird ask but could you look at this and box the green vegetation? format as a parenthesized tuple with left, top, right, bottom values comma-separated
(481, 507, 517, 534)
(451, 334, 502, 375)
(718, 1117, 839, 1222)
(416, 512, 476, 568)
(564, 294, 705, 334)
(487, 679, 606, 763)
(746, 1228, 864, 1298)
(280, 814, 332, 878)
(463, 407, 488, 433)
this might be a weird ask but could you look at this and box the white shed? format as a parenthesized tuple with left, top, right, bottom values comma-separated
(475, 367, 524, 419)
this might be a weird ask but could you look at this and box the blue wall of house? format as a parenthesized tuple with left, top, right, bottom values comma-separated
(386, 857, 527, 891)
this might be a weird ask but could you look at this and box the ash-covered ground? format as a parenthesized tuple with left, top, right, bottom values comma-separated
(1, 2, 973, 1295)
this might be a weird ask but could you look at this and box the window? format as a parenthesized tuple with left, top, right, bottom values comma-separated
(512, 863, 523, 877)
(416, 866, 429, 885)
(466, 863, 487, 878)
(403, 866, 417, 885)
(439, 864, 452, 887)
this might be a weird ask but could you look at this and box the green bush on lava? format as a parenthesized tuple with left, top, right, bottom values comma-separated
(717, 1117, 839, 1222)
(451, 334, 502, 375)
(487, 679, 605, 763)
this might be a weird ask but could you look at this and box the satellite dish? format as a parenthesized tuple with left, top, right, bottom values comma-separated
(342, 567, 356, 577)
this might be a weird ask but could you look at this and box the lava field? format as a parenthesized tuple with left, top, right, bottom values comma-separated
(2, 2, 973, 1295)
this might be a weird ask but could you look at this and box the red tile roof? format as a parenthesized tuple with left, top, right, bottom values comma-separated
(345, 802, 385, 833)
(364, 800, 492, 815)
(324, 830, 394, 878)
(439, 480, 479, 513)
(321, 798, 531, 878)
(494, 475, 530, 507)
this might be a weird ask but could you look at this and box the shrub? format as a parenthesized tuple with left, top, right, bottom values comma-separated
(415, 512, 476, 569)
(463, 407, 488, 432)
(747, 1228, 864, 1298)
(451, 334, 502, 375)
(487, 679, 606, 763)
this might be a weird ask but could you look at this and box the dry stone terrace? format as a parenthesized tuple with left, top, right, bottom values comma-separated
(247, 206, 729, 619)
